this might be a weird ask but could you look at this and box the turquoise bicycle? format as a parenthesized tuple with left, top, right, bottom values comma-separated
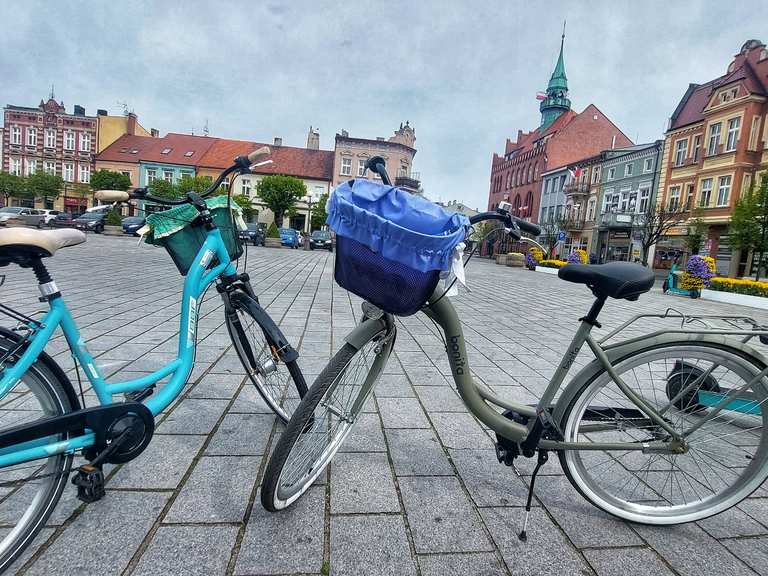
(0, 147, 307, 570)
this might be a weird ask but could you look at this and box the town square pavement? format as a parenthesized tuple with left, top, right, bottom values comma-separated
(1, 234, 768, 576)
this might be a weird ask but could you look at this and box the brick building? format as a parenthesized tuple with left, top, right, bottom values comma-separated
(657, 39, 768, 277)
(488, 34, 632, 230)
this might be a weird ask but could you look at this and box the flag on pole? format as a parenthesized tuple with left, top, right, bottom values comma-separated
(535, 91, 547, 101)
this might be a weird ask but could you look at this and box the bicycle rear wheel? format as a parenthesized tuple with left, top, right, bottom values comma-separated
(225, 293, 307, 423)
(261, 323, 393, 511)
(0, 333, 75, 572)
(559, 341, 768, 525)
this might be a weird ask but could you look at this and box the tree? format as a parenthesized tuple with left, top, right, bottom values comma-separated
(231, 194, 255, 221)
(0, 172, 29, 205)
(256, 175, 306, 226)
(148, 179, 181, 199)
(177, 175, 213, 195)
(636, 202, 685, 266)
(26, 172, 63, 201)
(729, 174, 768, 281)
(683, 215, 707, 255)
(539, 214, 570, 258)
(310, 192, 329, 230)
(90, 170, 131, 191)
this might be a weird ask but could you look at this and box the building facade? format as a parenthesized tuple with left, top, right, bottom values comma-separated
(333, 123, 418, 192)
(96, 111, 155, 153)
(488, 34, 633, 232)
(657, 39, 768, 276)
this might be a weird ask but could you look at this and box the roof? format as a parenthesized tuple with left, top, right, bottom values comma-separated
(95, 134, 159, 163)
(504, 109, 577, 158)
(96, 133, 218, 166)
(199, 138, 335, 181)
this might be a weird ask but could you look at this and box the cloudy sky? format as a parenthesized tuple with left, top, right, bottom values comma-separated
(1, 1, 765, 209)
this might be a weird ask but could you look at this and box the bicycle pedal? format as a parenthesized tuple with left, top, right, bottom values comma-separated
(72, 464, 106, 503)
(125, 385, 155, 403)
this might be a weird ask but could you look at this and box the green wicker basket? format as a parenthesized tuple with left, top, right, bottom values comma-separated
(143, 196, 245, 275)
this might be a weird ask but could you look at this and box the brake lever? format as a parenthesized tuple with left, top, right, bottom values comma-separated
(505, 222, 522, 241)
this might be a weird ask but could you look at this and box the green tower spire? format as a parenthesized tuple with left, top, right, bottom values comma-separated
(540, 21, 571, 130)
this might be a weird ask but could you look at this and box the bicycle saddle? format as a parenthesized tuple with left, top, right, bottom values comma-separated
(558, 262, 655, 301)
(0, 228, 86, 262)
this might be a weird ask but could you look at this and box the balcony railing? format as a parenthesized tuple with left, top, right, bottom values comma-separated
(599, 210, 636, 228)
(563, 182, 591, 196)
(395, 171, 421, 193)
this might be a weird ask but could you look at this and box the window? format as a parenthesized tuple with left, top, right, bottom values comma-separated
(619, 187, 631, 212)
(716, 175, 731, 206)
(692, 134, 702, 162)
(184, 151, 194, 157)
(80, 132, 91, 152)
(146, 169, 157, 184)
(644, 158, 653, 172)
(25, 159, 36, 175)
(725, 117, 741, 152)
(11, 126, 21, 145)
(707, 123, 721, 156)
(625, 163, 633, 176)
(160, 148, 172, 155)
(587, 198, 596, 221)
(684, 184, 694, 211)
(241, 178, 251, 196)
(719, 87, 738, 103)
(357, 159, 366, 177)
(10, 158, 21, 176)
(64, 131, 75, 151)
(524, 191, 533, 216)
(749, 116, 761, 150)
(699, 178, 713, 207)
(668, 186, 681, 211)
(163, 170, 174, 183)
(63, 163, 74, 182)
(120, 171, 132, 184)
(45, 161, 56, 175)
(638, 187, 650, 212)
(607, 167, 616, 180)
(592, 165, 601, 184)
(45, 129, 55, 148)
(674, 139, 688, 166)
(27, 127, 36, 147)
(341, 157, 352, 176)
(534, 163, 539, 180)
(527, 164, 533, 183)
(79, 164, 90, 183)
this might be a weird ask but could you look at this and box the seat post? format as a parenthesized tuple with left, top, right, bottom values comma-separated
(29, 258, 60, 301)
(581, 295, 606, 327)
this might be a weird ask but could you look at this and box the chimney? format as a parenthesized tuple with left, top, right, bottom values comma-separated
(341, 129, 349, 138)
(97, 109, 108, 116)
(127, 112, 137, 136)
(73, 105, 85, 116)
(306, 126, 320, 150)
(274, 137, 282, 146)
(151, 128, 159, 138)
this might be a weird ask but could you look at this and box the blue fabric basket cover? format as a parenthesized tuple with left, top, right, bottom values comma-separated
(327, 179, 469, 273)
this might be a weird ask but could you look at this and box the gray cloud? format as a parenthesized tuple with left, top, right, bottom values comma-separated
(1, 0, 764, 210)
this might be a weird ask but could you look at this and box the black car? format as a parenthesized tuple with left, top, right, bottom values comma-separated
(122, 216, 145, 236)
(309, 230, 333, 251)
(73, 212, 106, 233)
(239, 223, 266, 246)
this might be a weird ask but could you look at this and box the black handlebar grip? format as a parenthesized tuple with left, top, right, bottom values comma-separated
(364, 156, 392, 185)
(514, 218, 541, 237)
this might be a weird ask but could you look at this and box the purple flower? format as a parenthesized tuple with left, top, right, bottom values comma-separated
(567, 251, 582, 264)
(685, 255, 715, 287)
(525, 252, 536, 267)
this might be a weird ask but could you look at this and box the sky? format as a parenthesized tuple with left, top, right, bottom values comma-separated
(1, 1, 766, 210)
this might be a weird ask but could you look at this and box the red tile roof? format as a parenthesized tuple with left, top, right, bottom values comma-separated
(96, 133, 218, 165)
(96, 134, 158, 163)
(198, 138, 334, 182)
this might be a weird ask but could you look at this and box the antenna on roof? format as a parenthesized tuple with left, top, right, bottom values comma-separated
(203, 119, 209, 137)
(49, 84, 55, 100)
(117, 101, 129, 116)
(191, 126, 195, 136)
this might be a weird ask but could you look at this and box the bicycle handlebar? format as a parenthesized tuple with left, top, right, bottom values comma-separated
(469, 211, 541, 237)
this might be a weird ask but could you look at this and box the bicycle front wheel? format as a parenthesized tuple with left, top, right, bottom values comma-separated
(559, 341, 768, 525)
(261, 324, 393, 511)
(225, 294, 307, 423)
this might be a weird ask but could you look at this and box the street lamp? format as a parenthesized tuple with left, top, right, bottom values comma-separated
(303, 191, 319, 251)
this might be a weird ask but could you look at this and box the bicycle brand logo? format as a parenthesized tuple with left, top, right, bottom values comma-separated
(187, 297, 197, 347)
(562, 345, 580, 370)
(448, 335, 465, 374)
(200, 249, 213, 268)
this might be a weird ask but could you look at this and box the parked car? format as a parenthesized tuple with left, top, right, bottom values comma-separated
(0, 207, 45, 227)
(279, 228, 300, 249)
(122, 216, 146, 236)
(40, 209, 60, 225)
(239, 223, 266, 246)
(73, 212, 107, 233)
(50, 213, 76, 228)
(309, 230, 333, 251)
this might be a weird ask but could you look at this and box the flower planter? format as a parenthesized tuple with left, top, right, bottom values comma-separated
(495, 254, 509, 265)
(701, 289, 767, 310)
(265, 237, 282, 248)
(535, 266, 560, 275)
(103, 225, 123, 236)
(505, 254, 524, 267)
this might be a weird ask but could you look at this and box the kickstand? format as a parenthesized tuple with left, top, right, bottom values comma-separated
(519, 449, 548, 542)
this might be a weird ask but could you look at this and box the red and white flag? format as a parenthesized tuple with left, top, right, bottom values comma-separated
(568, 167, 583, 179)
(535, 91, 547, 101)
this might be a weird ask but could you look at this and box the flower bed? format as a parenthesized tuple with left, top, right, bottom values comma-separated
(680, 255, 716, 291)
(709, 277, 768, 298)
(567, 249, 588, 264)
(538, 259, 568, 269)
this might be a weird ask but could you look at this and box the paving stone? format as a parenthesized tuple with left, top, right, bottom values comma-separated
(188, 372, 243, 398)
(698, 505, 768, 539)
(109, 434, 206, 489)
(450, 448, 529, 506)
(330, 515, 416, 576)
(399, 476, 493, 553)
(235, 487, 324, 575)
(418, 552, 507, 576)
(0, 527, 54, 574)
(413, 385, 467, 412)
(378, 397, 431, 429)
(481, 507, 591, 576)
(205, 413, 275, 455)
(228, 384, 276, 413)
(24, 491, 168, 576)
(722, 537, 768, 576)
(331, 452, 400, 514)
(386, 428, 454, 476)
(164, 455, 259, 523)
(583, 547, 674, 576)
(339, 412, 387, 452)
(375, 374, 416, 397)
(157, 398, 229, 434)
(430, 412, 491, 449)
(133, 525, 239, 576)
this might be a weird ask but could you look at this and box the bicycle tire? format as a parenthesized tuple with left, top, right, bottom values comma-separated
(0, 333, 76, 572)
(261, 328, 391, 512)
(225, 293, 307, 423)
(558, 340, 768, 525)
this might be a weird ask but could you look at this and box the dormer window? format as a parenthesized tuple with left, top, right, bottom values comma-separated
(161, 148, 172, 155)
(719, 87, 738, 103)
(184, 151, 194, 157)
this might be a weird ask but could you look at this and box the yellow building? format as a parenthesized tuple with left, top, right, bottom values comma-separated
(96, 112, 155, 153)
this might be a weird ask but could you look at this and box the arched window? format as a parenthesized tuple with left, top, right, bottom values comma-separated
(528, 164, 533, 183)
(524, 191, 534, 217)
(513, 194, 522, 215)
(534, 162, 539, 181)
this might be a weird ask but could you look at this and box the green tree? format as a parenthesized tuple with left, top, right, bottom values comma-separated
(267, 221, 280, 238)
(0, 172, 29, 205)
(105, 209, 123, 226)
(148, 179, 181, 199)
(256, 175, 306, 226)
(729, 174, 768, 281)
(90, 170, 131, 191)
(683, 215, 708, 255)
(310, 192, 329, 230)
(231, 194, 255, 221)
(637, 202, 685, 266)
(177, 175, 213, 195)
(26, 172, 63, 201)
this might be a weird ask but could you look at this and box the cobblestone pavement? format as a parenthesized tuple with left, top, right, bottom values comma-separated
(2, 235, 768, 576)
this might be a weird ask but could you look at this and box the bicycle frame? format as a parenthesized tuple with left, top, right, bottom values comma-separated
(0, 226, 237, 468)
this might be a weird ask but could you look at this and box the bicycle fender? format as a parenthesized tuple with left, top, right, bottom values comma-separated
(344, 317, 390, 350)
(228, 292, 299, 363)
(552, 332, 767, 426)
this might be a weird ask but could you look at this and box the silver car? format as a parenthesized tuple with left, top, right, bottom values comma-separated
(0, 207, 45, 227)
